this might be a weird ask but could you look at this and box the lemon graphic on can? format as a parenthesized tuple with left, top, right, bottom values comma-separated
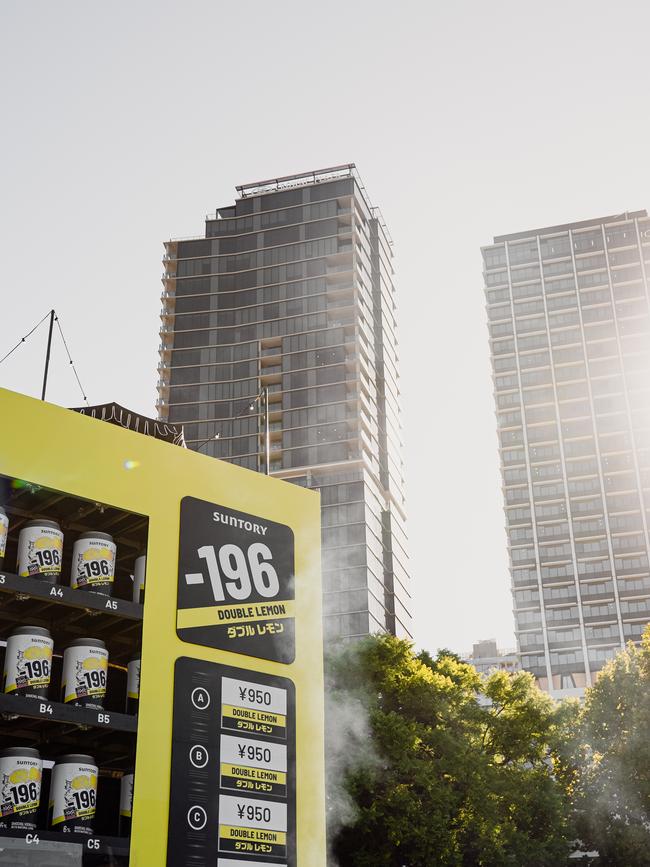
(23, 644, 49, 661)
(71, 773, 96, 791)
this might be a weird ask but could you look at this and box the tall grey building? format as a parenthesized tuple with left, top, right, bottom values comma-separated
(158, 164, 410, 642)
(483, 211, 650, 698)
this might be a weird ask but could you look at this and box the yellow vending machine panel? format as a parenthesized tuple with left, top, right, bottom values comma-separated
(0, 388, 326, 867)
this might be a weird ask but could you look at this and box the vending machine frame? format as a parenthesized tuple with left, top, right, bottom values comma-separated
(0, 387, 326, 866)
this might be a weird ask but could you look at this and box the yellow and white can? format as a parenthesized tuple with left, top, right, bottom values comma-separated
(61, 638, 108, 709)
(0, 507, 8, 564)
(0, 747, 42, 830)
(3, 626, 53, 698)
(49, 754, 98, 834)
(17, 519, 63, 582)
(71, 531, 116, 595)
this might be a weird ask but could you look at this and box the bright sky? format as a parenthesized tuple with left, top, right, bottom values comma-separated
(2, 1, 649, 655)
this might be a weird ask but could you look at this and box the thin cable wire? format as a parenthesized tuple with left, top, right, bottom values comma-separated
(195, 390, 263, 452)
(54, 315, 89, 406)
(0, 311, 52, 367)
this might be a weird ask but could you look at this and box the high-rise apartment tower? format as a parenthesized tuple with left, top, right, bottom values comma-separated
(483, 211, 650, 698)
(158, 165, 410, 642)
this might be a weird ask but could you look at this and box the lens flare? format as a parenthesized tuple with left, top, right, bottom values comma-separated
(123, 459, 140, 470)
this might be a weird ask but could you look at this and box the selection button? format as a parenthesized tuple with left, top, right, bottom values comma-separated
(191, 686, 211, 710)
(190, 744, 209, 768)
(187, 805, 207, 830)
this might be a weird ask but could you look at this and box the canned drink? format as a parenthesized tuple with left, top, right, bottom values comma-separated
(119, 772, 134, 837)
(126, 653, 140, 714)
(133, 553, 146, 604)
(49, 754, 97, 834)
(17, 519, 63, 583)
(0, 506, 8, 567)
(3, 626, 53, 699)
(70, 531, 116, 596)
(61, 638, 108, 709)
(0, 747, 42, 830)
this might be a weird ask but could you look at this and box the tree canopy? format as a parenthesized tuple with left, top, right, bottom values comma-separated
(326, 634, 572, 866)
(562, 631, 650, 865)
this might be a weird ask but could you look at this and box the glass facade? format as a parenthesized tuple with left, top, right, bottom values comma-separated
(158, 165, 410, 642)
(483, 210, 650, 697)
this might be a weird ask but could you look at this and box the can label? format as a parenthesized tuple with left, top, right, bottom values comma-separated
(0, 512, 8, 559)
(120, 773, 134, 819)
(62, 645, 108, 706)
(71, 537, 116, 591)
(127, 658, 140, 702)
(3, 632, 53, 696)
(133, 554, 146, 603)
(0, 756, 42, 827)
(50, 762, 97, 829)
(17, 525, 63, 579)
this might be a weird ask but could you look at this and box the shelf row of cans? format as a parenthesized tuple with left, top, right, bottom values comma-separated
(3, 627, 140, 713)
(0, 509, 145, 602)
(0, 748, 133, 836)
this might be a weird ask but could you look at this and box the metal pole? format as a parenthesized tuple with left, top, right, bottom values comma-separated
(41, 310, 55, 401)
(263, 387, 270, 476)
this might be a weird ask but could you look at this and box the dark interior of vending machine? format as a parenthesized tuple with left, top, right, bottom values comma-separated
(0, 473, 146, 865)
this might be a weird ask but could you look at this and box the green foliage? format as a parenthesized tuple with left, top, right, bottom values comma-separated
(565, 630, 650, 865)
(327, 635, 572, 866)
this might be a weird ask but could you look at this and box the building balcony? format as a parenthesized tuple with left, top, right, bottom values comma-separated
(327, 283, 355, 300)
(547, 638, 582, 651)
(578, 581, 614, 595)
(512, 575, 538, 589)
(545, 616, 580, 629)
(260, 372, 281, 386)
(544, 595, 578, 607)
(573, 529, 608, 542)
(586, 634, 621, 646)
(326, 265, 354, 282)
(618, 584, 650, 598)
(519, 640, 545, 653)
(615, 565, 650, 577)
(582, 611, 617, 624)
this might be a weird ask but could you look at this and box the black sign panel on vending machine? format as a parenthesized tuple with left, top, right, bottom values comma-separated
(177, 497, 296, 663)
(166, 657, 296, 867)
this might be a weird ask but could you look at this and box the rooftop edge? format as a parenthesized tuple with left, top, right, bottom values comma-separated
(492, 209, 648, 244)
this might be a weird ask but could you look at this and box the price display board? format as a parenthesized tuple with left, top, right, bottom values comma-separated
(166, 658, 296, 866)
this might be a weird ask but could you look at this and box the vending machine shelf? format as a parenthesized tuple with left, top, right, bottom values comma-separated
(0, 570, 143, 620)
(0, 827, 130, 858)
(0, 692, 137, 733)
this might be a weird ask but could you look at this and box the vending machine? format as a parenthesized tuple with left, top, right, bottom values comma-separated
(0, 387, 326, 866)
